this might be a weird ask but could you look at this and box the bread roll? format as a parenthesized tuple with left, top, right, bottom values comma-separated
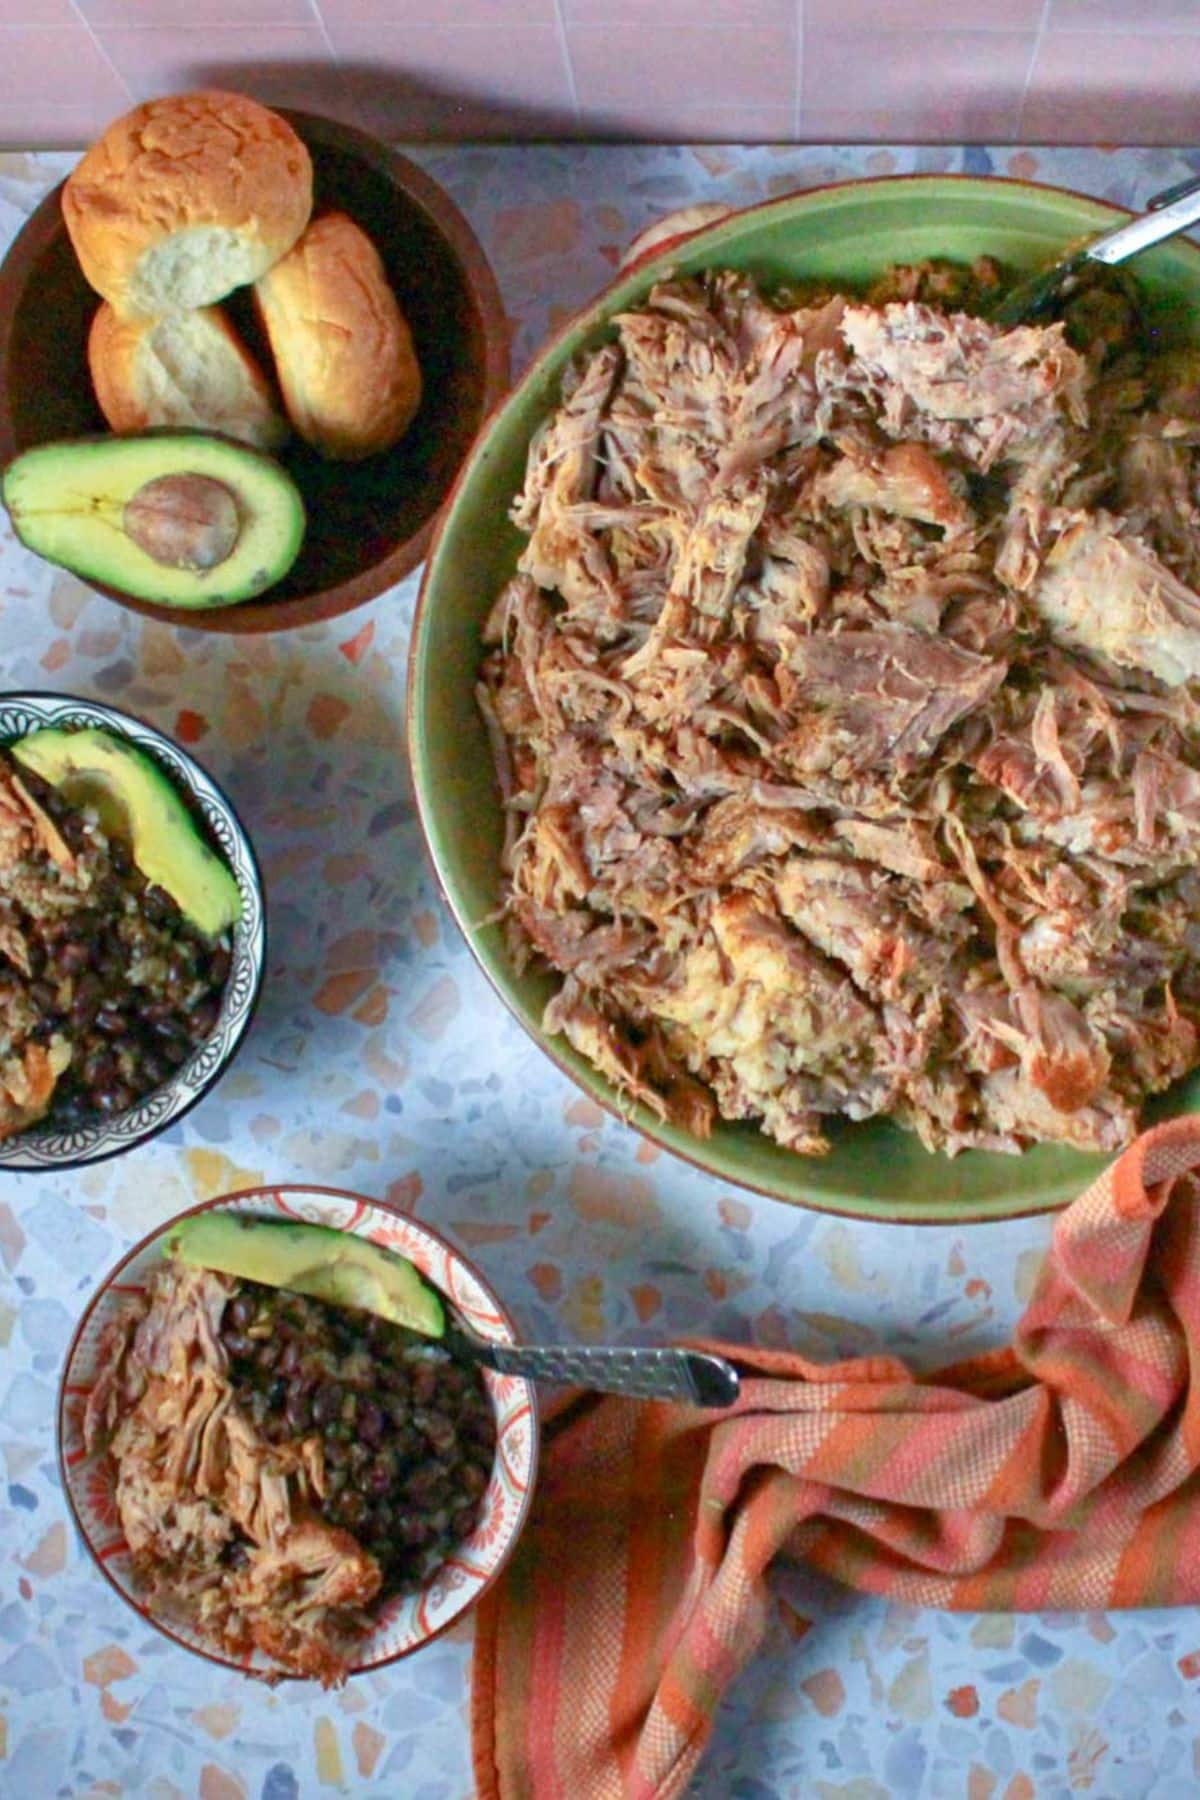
(88, 303, 288, 452)
(64, 91, 312, 318)
(254, 212, 422, 461)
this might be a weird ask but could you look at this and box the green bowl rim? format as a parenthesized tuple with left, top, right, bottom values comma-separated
(408, 169, 1200, 1226)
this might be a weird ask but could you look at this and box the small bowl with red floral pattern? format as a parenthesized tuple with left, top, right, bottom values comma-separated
(58, 1184, 539, 1677)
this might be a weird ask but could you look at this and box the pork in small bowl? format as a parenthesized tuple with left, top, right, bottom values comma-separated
(409, 172, 1200, 1225)
(58, 1187, 538, 1681)
(0, 692, 264, 1170)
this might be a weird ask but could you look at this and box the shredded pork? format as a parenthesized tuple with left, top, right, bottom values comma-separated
(479, 261, 1200, 1158)
(85, 1263, 380, 1684)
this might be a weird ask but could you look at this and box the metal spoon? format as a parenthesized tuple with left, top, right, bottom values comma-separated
(448, 1325, 741, 1408)
(986, 173, 1200, 329)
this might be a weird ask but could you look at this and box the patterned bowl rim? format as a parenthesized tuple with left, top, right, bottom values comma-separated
(56, 1184, 542, 1678)
(0, 689, 266, 1171)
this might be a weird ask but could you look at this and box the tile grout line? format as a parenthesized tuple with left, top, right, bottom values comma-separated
(303, 0, 367, 127)
(67, 0, 134, 106)
(306, 0, 339, 62)
(1017, 0, 1053, 139)
(793, 0, 804, 141)
(551, 0, 582, 127)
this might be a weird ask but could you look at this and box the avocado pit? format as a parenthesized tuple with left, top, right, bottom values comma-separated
(123, 473, 241, 571)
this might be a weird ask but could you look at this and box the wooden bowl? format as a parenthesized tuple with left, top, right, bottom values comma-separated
(0, 111, 509, 634)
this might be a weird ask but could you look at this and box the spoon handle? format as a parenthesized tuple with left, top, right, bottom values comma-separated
(1086, 177, 1200, 267)
(473, 1340, 740, 1408)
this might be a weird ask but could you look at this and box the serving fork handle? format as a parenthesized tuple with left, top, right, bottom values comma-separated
(987, 173, 1200, 328)
(465, 1339, 741, 1408)
(1083, 173, 1200, 269)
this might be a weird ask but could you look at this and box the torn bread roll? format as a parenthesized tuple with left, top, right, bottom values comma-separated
(63, 90, 312, 318)
(88, 303, 289, 452)
(254, 212, 422, 461)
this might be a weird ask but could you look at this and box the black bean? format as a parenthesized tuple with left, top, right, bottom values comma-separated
(285, 1393, 311, 1433)
(155, 1029, 192, 1068)
(188, 998, 220, 1041)
(460, 1462, 488, 1498)
(338, 1491, 367, 1528)
(278, 1341, 300, 1377)
(143, 885, 179, 926)
(451, 1505, 479, 1540)
(54, 939, 90, 976)
(357, 1401, 385, 1446)
(226, 1293, 256, 1330)
(30, 979, 58, 1013)
(222, 1330, 255, 1358)
(422, 1412, 457, 1455)
(366, 1458, 395, 1497)
(166, 948, 193, 985)
(68, 986, 98, 1029)
(139, 1053, 170, 1088)
(94, 1006, 126, 1036)
(405, 1467, 444, 1505)
(208, 946, 232, 987)
(411, 1363, 438, 1404)
(109, 839, 133, 876)
(311, 1383, 343, 1427)
(267, 1378, 287, 1410)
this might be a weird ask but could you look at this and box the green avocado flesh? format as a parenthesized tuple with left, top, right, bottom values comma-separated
(2, 432, 305, 608)
(169, 1213, 446, 1338)
(12, 726, 241, 938)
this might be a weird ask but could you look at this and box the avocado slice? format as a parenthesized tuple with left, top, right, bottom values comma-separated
(2, 431, 305, 609)
(11, 727, 240, 937)
(169, 1213, 446, 1338)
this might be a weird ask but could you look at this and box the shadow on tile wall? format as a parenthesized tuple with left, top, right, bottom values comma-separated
(183, 59, 581, 141)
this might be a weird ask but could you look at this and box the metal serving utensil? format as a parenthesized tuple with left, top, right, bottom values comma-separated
(448, 1326, 741, 1408)
(986, 173, 1200, 329)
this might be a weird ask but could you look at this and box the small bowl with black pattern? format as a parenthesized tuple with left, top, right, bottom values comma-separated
(0, 691, 265, 1170)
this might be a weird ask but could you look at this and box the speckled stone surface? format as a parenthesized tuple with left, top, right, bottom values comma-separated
(2, 142, 1200, 1800)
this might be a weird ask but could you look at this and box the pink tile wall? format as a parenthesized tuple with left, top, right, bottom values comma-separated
(2, 0, 1199, 147)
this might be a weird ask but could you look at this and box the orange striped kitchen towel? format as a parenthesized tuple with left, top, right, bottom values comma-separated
(472, 1117, 1200, 1800)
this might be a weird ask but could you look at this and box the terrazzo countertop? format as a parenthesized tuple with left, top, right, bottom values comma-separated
(2, 141, 1200, 1800)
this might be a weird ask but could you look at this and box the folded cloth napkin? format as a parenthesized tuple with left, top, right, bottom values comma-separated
(472, 1118, 1200, 1800)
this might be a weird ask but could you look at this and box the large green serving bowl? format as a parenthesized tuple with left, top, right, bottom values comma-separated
(409, 174, 1200, 1225)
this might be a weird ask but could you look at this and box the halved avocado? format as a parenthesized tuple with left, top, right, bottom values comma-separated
(169, 1213, 446, 1338)
(12, 726, 240, 937)
(2, 431, 305, 608)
